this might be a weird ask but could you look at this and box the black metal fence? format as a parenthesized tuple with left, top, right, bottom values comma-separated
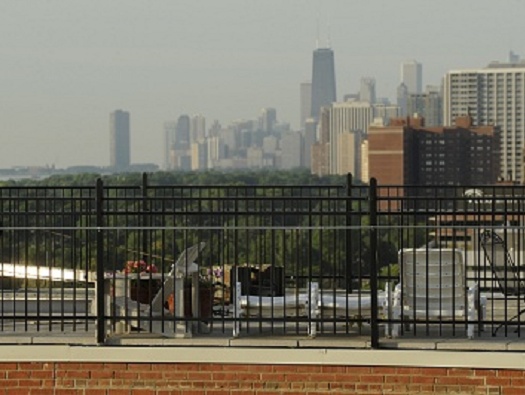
(0, 174, 523, 348)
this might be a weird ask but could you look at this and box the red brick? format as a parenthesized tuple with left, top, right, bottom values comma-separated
(359, 374, 384, 383)
(7, 371, 30, 379)
(81, 363, 105, 371)
(456, 376, 485, 386)
(285, 373, 310, 382)
(499, 370, 525, 377)
(384, 375, 411, 384)
(30, 390, 54, 395)
(333, 373, 360, 383)
(18, 363, 45, 371)
(309, 373, 336, 382)
(3, 379, 20, 388)
(395, 367, 422, 375)
(90, 370, 114, 379)
(56, 363, 82, 370)
(321, 365, 347, 373)
(295, 365, 322, 372)
(448, 367, 475, 376)
(411, 375, 435, 384)
(436, 376, 459, 385)
(198, 364, 223, 372)
(172, 364, 199, 371)
(186, 372, 211, 381)
(475, 369, 498, 377)
(272, 365, 298, 372)
(17, 379, 42, 388)
(138, 371, 163, 380)
(161, 371, 188, 380)
(63, 371, 90, 379)
(105, 363, 127, 371)
(114, 371, 139, 380)
(212, 372, 237, 381)
(486, 377, 511, 386)
(107, 390, 132, 395)
(0, 363, 18, 370)
(5, 390, 29, 395)
(127, 364, 151, 371)
(258, 373, 282, 381)
(512, 378, 525, 386)
(54, 378, 75, 388)
(372, 366, 397, 374)
(55, 390, 84, 395)
(421, 367, 448, 376)
(503, 387, 525, 395)
(30, 371, 54, 379)
(223, 364, 262, 372)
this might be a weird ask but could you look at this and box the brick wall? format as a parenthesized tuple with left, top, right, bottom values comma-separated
(1, 362, 524, 394)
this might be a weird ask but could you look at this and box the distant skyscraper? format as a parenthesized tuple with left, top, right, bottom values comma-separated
(280, 131, 303, 169)
(396, 83, 409, 117)
(191, 114, 206, 143)
(163, 121, 177, 170)
(109, 109, 130, 170)
(509, 50, 520, 63)
(260, 108, 277, 132)
(300, 81, 312, 129)
(406, 86, 442, 126)
(311, 47, 336, 120)
(302, 117, 317, 168)
(401, 60, 422, 94)
(359, 77, 376, 104)
(328, 101, 373, 175)
(444, 61, 525, 181)
(175, 115, 191, 150)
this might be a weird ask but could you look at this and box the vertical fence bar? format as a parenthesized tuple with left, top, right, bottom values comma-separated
(369, 178, 379, 348)
(141, 172, 149, 262)
(96, 178, 105, 344)
(346, 173, 353, 293)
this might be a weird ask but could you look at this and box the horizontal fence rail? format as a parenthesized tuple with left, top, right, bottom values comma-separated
(0, 175, 523, 349)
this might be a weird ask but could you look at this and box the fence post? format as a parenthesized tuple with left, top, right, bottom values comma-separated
(95, 178, 105, 344)
(369, 178, 379, 348)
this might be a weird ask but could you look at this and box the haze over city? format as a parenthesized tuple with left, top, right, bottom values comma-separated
(1, 0, 523, 169)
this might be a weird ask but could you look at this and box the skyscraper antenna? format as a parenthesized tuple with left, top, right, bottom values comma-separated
(316, 18, 320, 48)
(326, 13, 331, 48)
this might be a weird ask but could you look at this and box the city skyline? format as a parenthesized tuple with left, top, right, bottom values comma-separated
(1, 1, 524, 168)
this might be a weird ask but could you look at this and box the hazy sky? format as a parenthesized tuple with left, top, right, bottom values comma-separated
(1, 0, 523, 168)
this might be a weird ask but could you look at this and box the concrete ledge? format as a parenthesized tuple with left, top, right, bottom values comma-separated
(0, 345, 523, 371)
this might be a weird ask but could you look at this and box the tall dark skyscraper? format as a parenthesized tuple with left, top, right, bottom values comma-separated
(310, 47, 336, 121)
(109, 109, 130, 170)
(175, 115, 191, 150)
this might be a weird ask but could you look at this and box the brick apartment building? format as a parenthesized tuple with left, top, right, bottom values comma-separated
(368, 115, 500, 187)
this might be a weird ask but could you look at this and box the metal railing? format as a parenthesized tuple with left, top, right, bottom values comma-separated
(0, 174, 523, 348)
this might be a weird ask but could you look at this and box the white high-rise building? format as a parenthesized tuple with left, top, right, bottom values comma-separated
(444, 62, 525, 182)
(328, 101, 374, 175)
(401, 60, 423, 94)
